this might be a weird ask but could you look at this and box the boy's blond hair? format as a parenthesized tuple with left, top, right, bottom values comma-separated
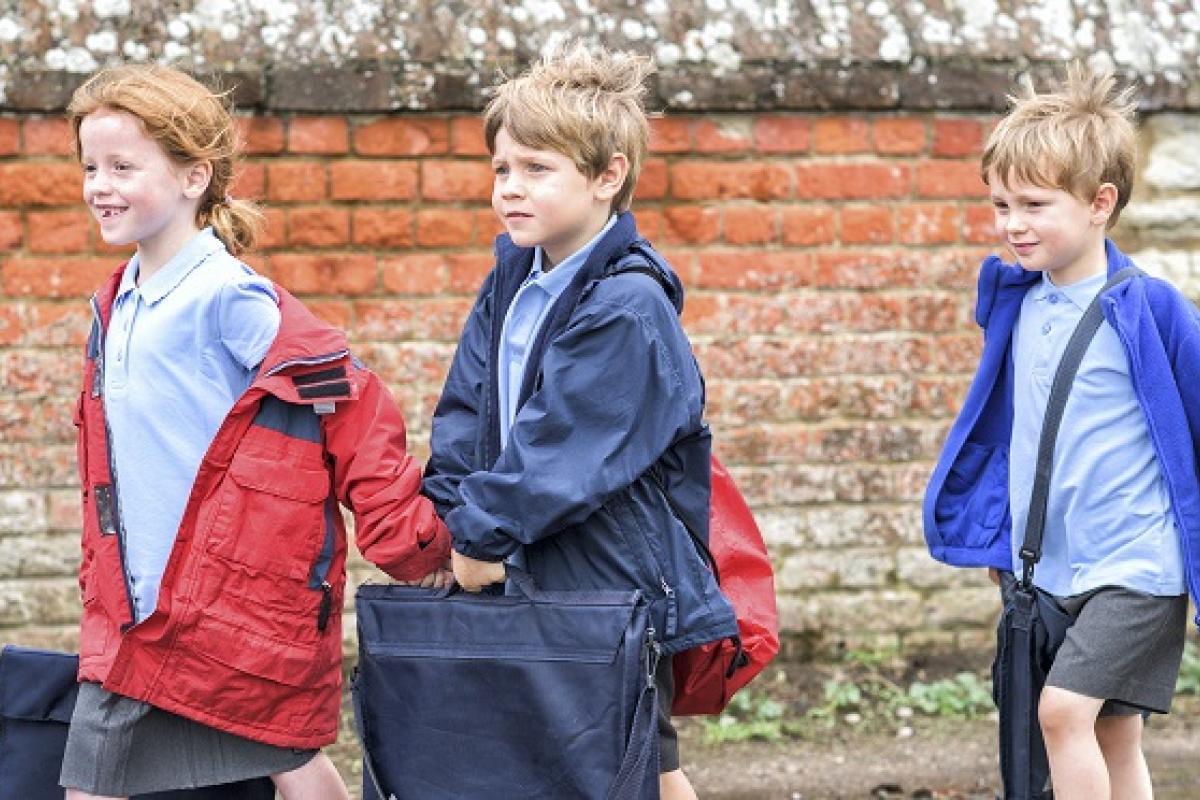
(982, 63, 1138, 227)
(484, 44, 654, 213)
(68, 64, 263, 255)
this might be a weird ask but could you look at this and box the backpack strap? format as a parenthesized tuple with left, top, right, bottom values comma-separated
(608, 242, 674, 290)
(1018, 266, 1141, 590)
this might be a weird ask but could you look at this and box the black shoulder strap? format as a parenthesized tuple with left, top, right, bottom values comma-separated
(1019, 266, 1141, 589)
(609, 243, 672, 293)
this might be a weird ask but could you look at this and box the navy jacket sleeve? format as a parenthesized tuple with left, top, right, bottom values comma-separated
(423, 274, 494, 519)
(447, 276, 702, 561)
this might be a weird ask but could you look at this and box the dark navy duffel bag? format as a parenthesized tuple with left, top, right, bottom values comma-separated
(353, 569, 660, 800)
(0, 646, 275, 800)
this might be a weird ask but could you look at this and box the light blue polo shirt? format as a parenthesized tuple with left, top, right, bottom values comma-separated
(497, 215, 617, 446)
(1009, 271, 1185, 597)
(105, 228, 280, 622)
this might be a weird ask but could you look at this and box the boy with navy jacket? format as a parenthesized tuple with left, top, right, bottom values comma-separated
(924, 66, 1200, 798)
(422, 45, 736, 799)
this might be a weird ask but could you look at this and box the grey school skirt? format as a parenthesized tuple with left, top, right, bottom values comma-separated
(60, 682, 316, 795)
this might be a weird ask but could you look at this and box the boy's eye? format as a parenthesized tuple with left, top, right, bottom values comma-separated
(493, 164, 509, 176)
(113, 162, 131, 172)
(82, 164, 96, 175)
(527, 163, 548, 173)
(992, 201, 1008, 211)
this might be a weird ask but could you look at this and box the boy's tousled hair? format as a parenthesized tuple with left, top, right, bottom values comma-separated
(483, 43, 654, 213)
(982, 63, 1138, 227)
(68, 64, 263, 255)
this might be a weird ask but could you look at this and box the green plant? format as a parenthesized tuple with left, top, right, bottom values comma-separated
(904, 672, 993, 719)
(798, 665, 905, 733)
(699, 650, 998, 743)
(701, 690, 793, 743)
(1175, 641, 1200, 695)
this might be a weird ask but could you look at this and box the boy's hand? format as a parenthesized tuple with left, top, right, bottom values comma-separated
(987, 567, 1001, 586)
(399, 565, 454, 589)
(452, 550, 506, 592)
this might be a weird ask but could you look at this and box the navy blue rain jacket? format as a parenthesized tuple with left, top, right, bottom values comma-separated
(424, 212, 738, 653)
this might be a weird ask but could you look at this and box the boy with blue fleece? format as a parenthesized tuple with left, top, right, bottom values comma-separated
(924, 66, 1200, 799)
(422, 45, 736, 799)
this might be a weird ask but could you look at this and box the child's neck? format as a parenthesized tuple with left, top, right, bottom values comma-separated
(136, 222, 204, 286)
(541, 210, 613, 272)
(1047, 235, 1109, 287)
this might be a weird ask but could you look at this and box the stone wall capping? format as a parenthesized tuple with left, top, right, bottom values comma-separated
(6, 60, 1200, 113)
(4, 60, 1195, 113)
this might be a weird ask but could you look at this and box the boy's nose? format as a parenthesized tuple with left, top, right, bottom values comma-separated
(1005, 212, 1027, 233)
(499, 177, 525, 198)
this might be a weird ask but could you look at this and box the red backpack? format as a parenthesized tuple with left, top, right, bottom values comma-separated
(671, 456, 780, 715)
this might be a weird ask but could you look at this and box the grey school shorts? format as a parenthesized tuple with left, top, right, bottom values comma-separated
(1045, 586, 1188, 716)
(60, 682, 316, 795)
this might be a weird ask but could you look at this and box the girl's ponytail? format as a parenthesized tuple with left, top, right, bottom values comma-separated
(201, 196, 263, 257)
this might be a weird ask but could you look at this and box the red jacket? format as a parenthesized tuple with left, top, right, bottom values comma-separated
(75, 265, 450, 748)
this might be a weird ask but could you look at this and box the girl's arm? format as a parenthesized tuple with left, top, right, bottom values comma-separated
(323, 363, 451, 581)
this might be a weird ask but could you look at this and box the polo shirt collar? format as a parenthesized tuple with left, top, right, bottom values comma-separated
(1041, 270, 1106, 312)
(120, 228, 224, 305)
(528, 215, 618, 296)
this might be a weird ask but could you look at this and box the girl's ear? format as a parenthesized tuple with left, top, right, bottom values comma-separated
(1091, 182, 1118, 226)
(594, 152, 629, 202)
(182, 161, 213, 200)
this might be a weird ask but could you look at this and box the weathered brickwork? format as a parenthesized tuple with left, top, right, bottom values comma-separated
(4, 107, 1199, 671)
(0, 110, 1019, 649)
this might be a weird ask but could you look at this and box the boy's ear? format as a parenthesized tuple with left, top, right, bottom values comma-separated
(1091, 182, 1119, 226)
(594, 152, 630, 201)
(182, 161, 214, 201)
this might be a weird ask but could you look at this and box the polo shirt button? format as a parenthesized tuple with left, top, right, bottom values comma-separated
(1048, 294, 1059, 304)
(1041, 322, 1051, 335)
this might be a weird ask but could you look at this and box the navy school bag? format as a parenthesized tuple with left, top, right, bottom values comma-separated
(352, 567, 660, 800)
(0, 646, 275, 800)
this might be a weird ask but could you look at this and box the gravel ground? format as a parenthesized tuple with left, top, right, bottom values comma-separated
(335, 656, 1200, 799)
(680, 712, 1200, 799)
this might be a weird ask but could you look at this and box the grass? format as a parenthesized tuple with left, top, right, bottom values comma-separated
(1175, 640, 1200, 696)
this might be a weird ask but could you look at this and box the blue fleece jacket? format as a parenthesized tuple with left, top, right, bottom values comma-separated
(924, 240, 1200, 623)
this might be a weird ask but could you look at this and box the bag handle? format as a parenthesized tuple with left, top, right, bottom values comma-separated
(1019, 267, 1140, 590)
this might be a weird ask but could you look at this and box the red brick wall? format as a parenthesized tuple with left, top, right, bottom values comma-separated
(0, 111, 997, 657)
